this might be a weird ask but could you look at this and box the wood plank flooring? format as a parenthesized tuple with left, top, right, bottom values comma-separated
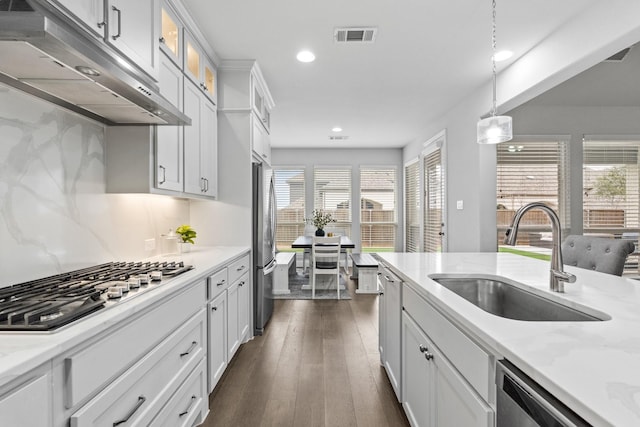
(201, 277, 409, 427)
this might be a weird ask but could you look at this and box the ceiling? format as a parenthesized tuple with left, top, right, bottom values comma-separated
(182, 0, 600, 149)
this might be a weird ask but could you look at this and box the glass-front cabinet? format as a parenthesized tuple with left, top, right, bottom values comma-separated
(160, 1, 182, 66)
(184, 30, 217, 104)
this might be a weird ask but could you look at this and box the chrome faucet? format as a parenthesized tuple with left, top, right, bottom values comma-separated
(503, 202, 576, 292)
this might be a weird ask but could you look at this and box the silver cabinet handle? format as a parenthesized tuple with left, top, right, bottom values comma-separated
(159, 36, 165, 44)
(200, 177, 205, 192)
(204, 178, 209, 192)
(111, 6, 122, 40)
(113, 396, 146, 426)
(158, 165, 166, 184)
(179, 395, 197, 417)
(385, 275, 394, 283)
(236, 265, 246, 272)
(212, 306, 217, 311)
(179, 341, 197, 357)
(418, 344, 428, 353)
(424, 352, 434, 361)
(97, 20, 106, 28)
(378, 291, 384, 296)
(239, 281, 245, 287)
(217, 279, 226, 286)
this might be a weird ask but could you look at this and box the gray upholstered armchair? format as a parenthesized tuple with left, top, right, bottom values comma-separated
(561, 235, 636, 276)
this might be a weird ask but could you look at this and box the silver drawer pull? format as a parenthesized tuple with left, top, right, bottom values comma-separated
(180, 341, 197, 357)
(385, 275, 394, 283)
(179, 395, 197, 417)
(111, 6, 122, 40)
(212, 306, 217, 311)
(418, 344, 428, 353)
(239, 281, 245, 287)
(113, 396, 146, 426)
(424, 352, 434, 361)
(217, 279, 226, 286)
(236, 265, 246, 271)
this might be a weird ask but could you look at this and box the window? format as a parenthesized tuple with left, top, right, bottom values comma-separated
(274, 167, 305, 251)
(360, 167, 397, 252)
(405, 160, 420, 252)
(314, 167, 352, 236)
(496, 139, 570, 253)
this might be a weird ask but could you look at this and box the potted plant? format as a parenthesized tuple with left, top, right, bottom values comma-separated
(305, 209, 336, 236)
(176, 224, 197, 253)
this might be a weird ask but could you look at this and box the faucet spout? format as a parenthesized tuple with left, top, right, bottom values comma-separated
(503, 202, 576, 292)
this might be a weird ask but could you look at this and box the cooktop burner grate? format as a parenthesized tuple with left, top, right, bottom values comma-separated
(0, 261, 193, 331)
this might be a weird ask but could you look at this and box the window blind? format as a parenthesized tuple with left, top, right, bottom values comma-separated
(274, 167, 305, 251)
(583, 140, 640, 232)
(405, 160, 420, 252)
(360, 167, 397, 251)
(496, 139, 570, 246)
(423, 149, 444, 252)
(314, 167, 352, 236)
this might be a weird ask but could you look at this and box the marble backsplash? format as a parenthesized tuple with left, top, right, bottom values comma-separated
(0, 85, 190, 287)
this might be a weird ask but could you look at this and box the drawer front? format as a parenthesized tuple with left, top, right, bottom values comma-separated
(65, 281, 206, 408)
(70, 309, 206, 427)
(152, 359, 207, 427)
(0, 374, 51, 427)
(228, 253, 251, 284)
(207, 268, 229, 299)
(403, 284, 492, 401)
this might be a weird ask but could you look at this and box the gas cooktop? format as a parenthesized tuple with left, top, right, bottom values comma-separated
(0, 261, 193, 332)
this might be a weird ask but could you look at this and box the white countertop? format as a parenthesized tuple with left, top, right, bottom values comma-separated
(377, 252, 640, 427)
(0, 246, 249, 390)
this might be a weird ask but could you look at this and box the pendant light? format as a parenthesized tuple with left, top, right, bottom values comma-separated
(477, 0, 512, 144)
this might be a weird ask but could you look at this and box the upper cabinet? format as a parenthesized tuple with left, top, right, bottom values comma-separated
(184, 31, 217, 104)
(252, 79, 271, 132)
(159, 1, 183, 67)
(51, 0, 160, 81)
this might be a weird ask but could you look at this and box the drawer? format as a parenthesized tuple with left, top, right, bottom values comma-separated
(228, 253, 251, 284)
(0, 374, 51, 427)
(65, 281, 205, 408)
(70, 309, 206, 427)
(403, 284, 492, 401)
(207, 268, 229, 299)
(151, 359, 207, 427)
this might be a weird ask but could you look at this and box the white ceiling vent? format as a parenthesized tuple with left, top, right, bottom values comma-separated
(329, 135, 349, 141)
(334, 27, 377, 43)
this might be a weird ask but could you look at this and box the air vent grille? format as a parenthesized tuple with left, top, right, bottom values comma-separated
(334, 27, 377, 43)
(329, 135, 349, 141)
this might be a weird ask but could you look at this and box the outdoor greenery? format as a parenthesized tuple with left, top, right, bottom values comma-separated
(499, 246, 551, 261)
(594, 166, 627, 206)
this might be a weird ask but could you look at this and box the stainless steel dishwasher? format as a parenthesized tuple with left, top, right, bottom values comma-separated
(496, 360, 592, 427)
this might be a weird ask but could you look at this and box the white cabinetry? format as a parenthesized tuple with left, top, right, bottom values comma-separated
(0, 374, 52, 427)
(252, 114, 271, 165)
(401, 284, 494, 427)
(184, 31, 217, 104)
(378, 263, 402, 401)
(159, 0, 183, 67)
(184, 78, 217, 197)
(226, 254, 251, 361)
(52, 0, 160, 80)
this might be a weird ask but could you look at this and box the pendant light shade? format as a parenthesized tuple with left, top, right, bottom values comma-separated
(477, 115, 512, 144)
(477, 0, 512, 145)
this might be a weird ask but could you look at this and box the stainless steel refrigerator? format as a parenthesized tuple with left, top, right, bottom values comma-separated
(252, 162, 276, 335)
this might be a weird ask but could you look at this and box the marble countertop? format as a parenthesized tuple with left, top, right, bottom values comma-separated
(377, 252, 640, 427)
(0, 246, 249, 389)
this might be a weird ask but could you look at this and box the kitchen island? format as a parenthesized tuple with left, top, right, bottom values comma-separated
(378, 252, 640, 427)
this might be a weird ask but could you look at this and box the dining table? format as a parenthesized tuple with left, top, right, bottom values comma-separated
(291, 235, 355, 279)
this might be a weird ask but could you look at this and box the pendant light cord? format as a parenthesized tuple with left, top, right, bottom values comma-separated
(491, 0, 497, 117)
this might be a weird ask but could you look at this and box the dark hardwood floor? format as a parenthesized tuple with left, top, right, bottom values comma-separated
(202, 276, 409, 427)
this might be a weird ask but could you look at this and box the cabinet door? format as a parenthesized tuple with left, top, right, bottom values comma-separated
(0, 374, 51, 427)
(159, 0, 182, 66)
(237, 275, 250, 341)
(53, 0, 104, 38)
(208, 291, 227, 392)
(202, 58, 217, 104)
(183, 79, 203, 195)
(402, 313, 433, 427)
(378, 275, 386, 365)
(156, 53, 183, 192)
(200, 100, 217, 198)
(384, 273, 402, 400)
(432, 344, 494, 427)
(106, 0, 159, 80)
(184, 31, 201, 85)
(227, 281, 240, 360)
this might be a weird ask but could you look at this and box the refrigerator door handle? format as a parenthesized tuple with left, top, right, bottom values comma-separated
(263, 259, 277, 275)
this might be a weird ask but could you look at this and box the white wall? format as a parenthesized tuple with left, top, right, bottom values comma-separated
(0, 85, 191, 287)
(271, 147, 404, 252)
(403, 0, 640, 252)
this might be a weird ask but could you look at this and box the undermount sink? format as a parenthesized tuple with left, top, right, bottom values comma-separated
(429, 275, 608, 322)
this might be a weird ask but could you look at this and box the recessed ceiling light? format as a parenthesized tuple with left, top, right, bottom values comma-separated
(493, 50, 513, 62)
(296, 50, 315, 63)
(331, 127, 343, 132)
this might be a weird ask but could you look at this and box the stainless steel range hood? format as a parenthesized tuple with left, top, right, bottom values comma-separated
(0, 0, 191, 126)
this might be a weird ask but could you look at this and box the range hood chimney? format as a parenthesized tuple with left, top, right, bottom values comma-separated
(0, 0, 191, 126)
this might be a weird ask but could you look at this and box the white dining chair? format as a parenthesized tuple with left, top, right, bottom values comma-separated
(311, 236, 342, 299)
